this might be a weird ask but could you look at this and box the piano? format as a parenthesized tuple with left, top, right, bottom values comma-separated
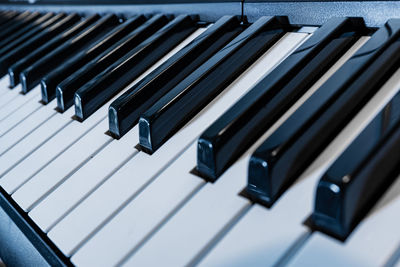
(0, 0, 400, 266)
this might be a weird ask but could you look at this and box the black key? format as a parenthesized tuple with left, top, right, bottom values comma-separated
(0, 10, 10, 20)
(0, 11, 41, 41)
(56, 14, 169, 112)
(19, 14, 119, 93)
(312, 91, 400, 240)
(9, 14, 101, 89)
(0, 13, 66, 58)
(0, 12, 55, 50)
(109, 15, 242, 139)
(196, 18, 367, 181)
(139, 16, 286, 154)
(75, 15, 198, 121)
(8, 14, 99, 89)
(0, 11, 20, 26)
(0, 11, 32, 36)
(246, 25, 400, 207)
(41, 15, 146, 104)
(0, 13, 81, 78)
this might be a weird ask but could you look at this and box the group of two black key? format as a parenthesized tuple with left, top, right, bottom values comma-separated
(0, 9, 399, 243)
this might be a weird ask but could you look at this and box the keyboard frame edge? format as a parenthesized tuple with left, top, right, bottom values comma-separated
(1, 1, 400, 26)
(0, 187, 71, 267)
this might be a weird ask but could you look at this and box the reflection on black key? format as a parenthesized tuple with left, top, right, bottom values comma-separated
(109, 15, 242, 139)
(41, 15, 146, 104)
(312, 91, 400, 240)
(0, 11, 41, 41)
(0, 11, 19, 27)
(247, 25, 400, 207)
(75, 15, 198, 121)
(0, 13, 81, 78)
(139, 16, 285, 154)
(197, 17, 366, 181)
(56, 14, 168, 112)
(0, 11, 32, 38)
(8, 14, 100, 88)
(0, 12, 55, 51)
(0, 13, 65, 59)
(20, 14, 119, 93)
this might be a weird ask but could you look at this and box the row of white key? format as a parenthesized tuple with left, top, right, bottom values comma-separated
(0, 100, 57, 155)
(201, 52, 400, 266)
(0, 28, 207, 195)
(0, 90, 40, 125)
(0, 99, 74, 178)
(65, 31, 312, 265)
(119, 35, 371, 267)
(1, 23, 396, 267)
(5, 28, 208, 220)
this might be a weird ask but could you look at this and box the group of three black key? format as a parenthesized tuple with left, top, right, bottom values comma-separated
(0, 9, 399, 243)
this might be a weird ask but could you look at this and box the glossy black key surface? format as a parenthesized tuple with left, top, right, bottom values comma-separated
(312, 91, 400, 240)
(0, 10, 19, 26)
(0, 13, 81, 78)
(0, 12, 55, 51)
(0, 13, 66, 59)
(75, 15, 198, 121)
(139, 16, 285, 154)
(109, 15, 242, 139)
(196, 17, 366, 181)
(8, 14, 90, 87)
(9, 14, 101, 89)
(56, 14, 168, 112)
(41, 15, 146, 104)
(246, 29, 400, 207)
(19, 14, 119, 93)
(0, 11, 41, 41)
(0, 11, 32, 36)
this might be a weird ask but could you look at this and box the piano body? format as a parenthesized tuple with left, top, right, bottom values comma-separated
(0, 0, 400, 266)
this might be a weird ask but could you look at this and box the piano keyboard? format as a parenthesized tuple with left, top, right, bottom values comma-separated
(0, 5, 400, 267)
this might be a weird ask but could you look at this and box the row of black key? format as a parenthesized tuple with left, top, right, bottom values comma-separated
(55, 14, 170, 112)
(313, 88, 400, 240)
(242, 19, 400, 239)
(0, 9, 399, 244)
(0, 12, 81, 77)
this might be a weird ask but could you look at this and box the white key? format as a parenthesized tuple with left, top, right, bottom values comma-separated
(0, 109, 105, 194)
(63, 145, 203, 259)
(12, 119, 112, 212)
(2, 27, 207, 196)
(28, 28, 208, 233)
(124, 110, 311, 267)
(0, 103, 57, 154)
(0, 76, 11, 96)
(0, 107, 75, 180)
(70, 31, 310, 266)
(200, 66, 400, 267)
(123, 37, 379, 266)
(0, 90, 40, 123)
(0, 101, 107, 193)
(288, 174, 400, 267)
(29, 128, 139, 232)
(11, 28, 211, 207)
(0, 85, 21, 108)
(0, 91, 42, 136)
(122, 153, 251, 267)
